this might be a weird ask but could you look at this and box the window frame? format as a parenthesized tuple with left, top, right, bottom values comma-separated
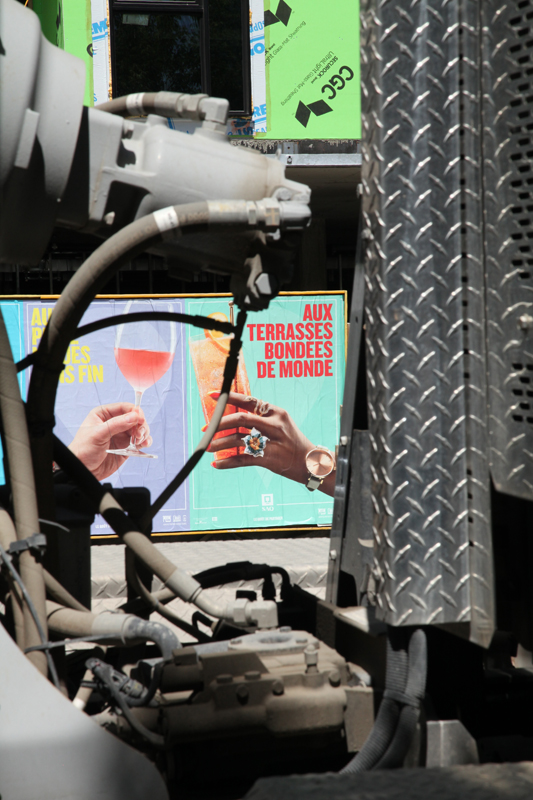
(110, 0, 251, 116)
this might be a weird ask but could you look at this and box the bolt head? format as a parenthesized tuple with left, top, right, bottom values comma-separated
(272, 680, 284, 696)
(329, 669, 341, 687)
(236, 684, 249, 703)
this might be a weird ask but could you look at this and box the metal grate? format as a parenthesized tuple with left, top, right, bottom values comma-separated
(482, 1, 533, 499)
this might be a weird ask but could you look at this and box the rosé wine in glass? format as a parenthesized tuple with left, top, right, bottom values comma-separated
(115, 347, 175, 393)
(106, 300, 177, 460)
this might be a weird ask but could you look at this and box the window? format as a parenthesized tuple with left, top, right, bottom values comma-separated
(111, 0, 251, 115)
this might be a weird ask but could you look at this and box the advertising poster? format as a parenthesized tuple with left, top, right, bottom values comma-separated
(15, 293, 345, 537)
(260, 0, 361, 140)
(24, 298, 189, 536)
(185, 295, 345, 531)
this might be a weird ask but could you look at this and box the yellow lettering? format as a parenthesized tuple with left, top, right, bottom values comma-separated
(47, 307, 54, 321)
(31, 308, 41, 326)
(81, 345, 91, 364)
(32, 327, 42, 346)
(92, 365, 104, 383)
(78, 365, 87, 382)
(71, 345, 81, 365)
(65, 364, 75, 384)
(59, 367, 65, 384)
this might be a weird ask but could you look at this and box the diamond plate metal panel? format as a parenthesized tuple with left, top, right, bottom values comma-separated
(482, 1, 533, 501)
(360, 0, 494, 645)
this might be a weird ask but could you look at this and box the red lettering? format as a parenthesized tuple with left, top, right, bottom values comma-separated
(314, 360, 324, 377)
(305, 323, 314, 340)
(266, 324, 275, 341)
(258, 361, 267, 378)
(296, 342, 305, 358)
(324, 341, 333, 358)
(325, 360, 333, 376)
(323, 304, 333, 321)
(257, 325, 265, 341)
(275, 323, 285, 340)
(285, 342, 295, 358)
(247, 324, 256, 341)
(315, 323, 323, 339)
(315, 342, 323, 358)
(267, 361, 275, 378)
(306, 341, 315, 358)
(280, 361, 293, 378)
(294, 360, 303, 377)
(312, 305, 322, 321)
(286, 323, 295, 340)
(304, 360, 313, 377)
(324, 322, 333, 339)
(274, 342, 284, 359)
(303, 304, 312, 321)
(295, 323, 305, 340)
(265, 343, 274, 359)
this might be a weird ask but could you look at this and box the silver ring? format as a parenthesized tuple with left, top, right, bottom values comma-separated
(254, 400, 270, 417)
(242, 427, 269, 458)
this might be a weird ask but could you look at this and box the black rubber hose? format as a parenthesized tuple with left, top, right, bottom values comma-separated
(193, 561, 292, 600)
(340, 626, 410, 774)
(374, 627, 427, 769)
(16, 311, 233, 373)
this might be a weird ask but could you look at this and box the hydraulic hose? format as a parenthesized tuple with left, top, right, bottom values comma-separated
(46, 601, 179, 661)
(0, 507, 26, 648)
(340, 626, 427, 774)
(96, 91, 213, 120)
(375, 628, 427, 768)
(26, 198, 297, 521)
(0, 310, 48, 676)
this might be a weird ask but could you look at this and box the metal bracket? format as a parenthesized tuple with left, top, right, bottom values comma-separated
(7, 532, 47, 558)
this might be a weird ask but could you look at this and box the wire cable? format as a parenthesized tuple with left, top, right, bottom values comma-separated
(16, 311, 234, 373)
(0, 542, 60, 689)
(138, 307, 247, 529)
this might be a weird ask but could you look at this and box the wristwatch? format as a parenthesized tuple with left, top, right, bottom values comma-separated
(305, 446, 336, 491)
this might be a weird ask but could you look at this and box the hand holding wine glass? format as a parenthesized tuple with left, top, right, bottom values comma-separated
(69, 403, 152, 480)
(107, 299, 177, 459)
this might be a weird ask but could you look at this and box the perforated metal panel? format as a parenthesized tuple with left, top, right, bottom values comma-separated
(482, 2, 533, 500)
(360, 0, 494, 645)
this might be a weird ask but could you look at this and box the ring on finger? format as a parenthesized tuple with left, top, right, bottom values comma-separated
(254, 399, 270, 417)
(242, 427, 269, 457)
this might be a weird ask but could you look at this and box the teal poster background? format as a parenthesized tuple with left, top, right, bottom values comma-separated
(185, 294, 345, 531)
(1, 293, 345, 535)
(0, 302, 26, 484)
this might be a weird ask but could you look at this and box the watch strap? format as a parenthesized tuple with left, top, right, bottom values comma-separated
(306, 474, 323, 492)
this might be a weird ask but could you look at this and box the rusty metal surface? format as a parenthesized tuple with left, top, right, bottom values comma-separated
(360, 0, 494, 644)
(482, 1, 533, 500)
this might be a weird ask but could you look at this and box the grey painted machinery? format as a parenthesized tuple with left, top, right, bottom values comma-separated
(3, 0, 533, 798)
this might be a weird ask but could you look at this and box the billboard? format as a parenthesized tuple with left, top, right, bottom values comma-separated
(230, 0, 361, 140)
(12, 292, 345, 537)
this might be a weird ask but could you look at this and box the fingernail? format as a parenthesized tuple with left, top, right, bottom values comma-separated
(125, 412, 137, 423)
(211, 461, 217, 468)
(208, 391, 221, 399)
(201, 424, 208, 432)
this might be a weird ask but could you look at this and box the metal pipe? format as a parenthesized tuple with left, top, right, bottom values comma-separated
(0, 310, 48, 675)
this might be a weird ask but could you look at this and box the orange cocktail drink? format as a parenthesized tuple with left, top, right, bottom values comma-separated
(189, 324, 250, 460)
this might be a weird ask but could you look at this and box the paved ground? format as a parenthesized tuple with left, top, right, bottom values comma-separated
(245, 763, 533, 800)
(91, 538, 329, 642)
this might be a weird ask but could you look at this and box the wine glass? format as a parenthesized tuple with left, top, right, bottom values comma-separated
(106, 299, 177, 458)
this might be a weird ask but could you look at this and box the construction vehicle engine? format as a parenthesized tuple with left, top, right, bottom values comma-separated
(3, 0, 533, 799)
